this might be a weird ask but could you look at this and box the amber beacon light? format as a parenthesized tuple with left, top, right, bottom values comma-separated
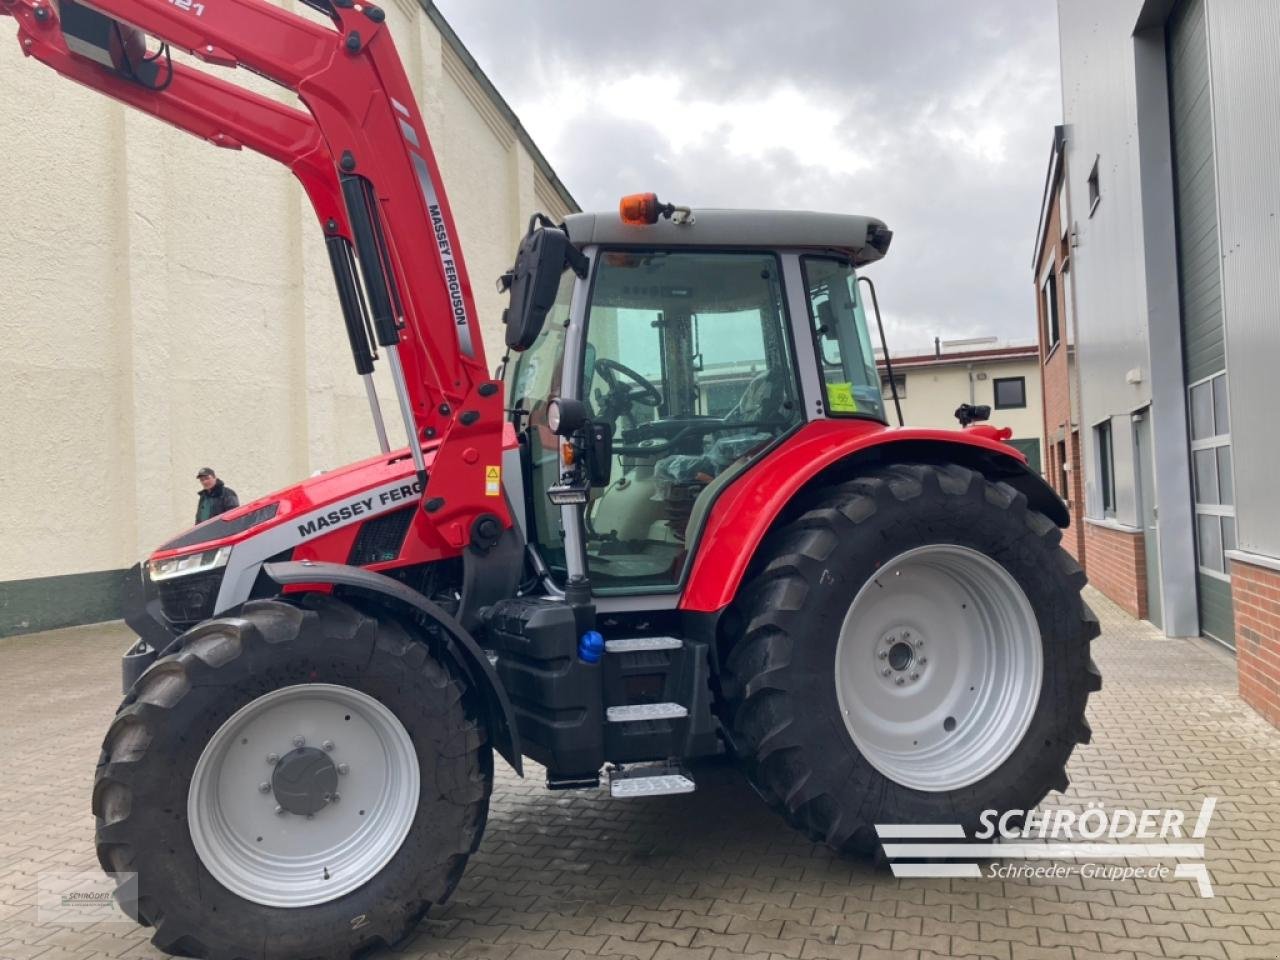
(619, 193, 695, 226)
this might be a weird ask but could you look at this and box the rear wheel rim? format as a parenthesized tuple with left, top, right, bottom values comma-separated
(834, 544, 1043, 793)
(188, 683, 419, 908)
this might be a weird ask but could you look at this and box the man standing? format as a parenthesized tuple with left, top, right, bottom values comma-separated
(195, 467, 239, 523)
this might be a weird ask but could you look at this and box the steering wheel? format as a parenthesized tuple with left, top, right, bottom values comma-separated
(593, 357, 663, 425)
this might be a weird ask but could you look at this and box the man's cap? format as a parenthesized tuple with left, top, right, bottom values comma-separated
(196, 467, 216, 478)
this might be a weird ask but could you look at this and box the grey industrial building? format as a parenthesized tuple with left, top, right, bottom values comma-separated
(1053, 0, 1280, 726)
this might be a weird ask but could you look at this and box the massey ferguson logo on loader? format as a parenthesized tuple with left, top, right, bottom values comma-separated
(429, 202, 470, 342)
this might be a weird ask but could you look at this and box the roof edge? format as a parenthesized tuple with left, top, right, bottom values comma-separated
(1031, 124, 1065, 269)
(420, 2, 580, 214)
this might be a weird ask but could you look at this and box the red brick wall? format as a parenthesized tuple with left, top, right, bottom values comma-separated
(1083, 521, 1147, 620)
(1232, 558, 1280, 729)
(1048, 431, 1087, 564)
(1034, 165, 1085, 565)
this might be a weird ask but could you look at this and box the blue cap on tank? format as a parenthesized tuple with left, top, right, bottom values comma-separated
(578, 630, 605, 663)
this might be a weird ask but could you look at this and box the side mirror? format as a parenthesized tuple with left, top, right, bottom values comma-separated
(499, 223, 587, 352)
(816, 300, 839, 341)
(954, 403, 991, 427)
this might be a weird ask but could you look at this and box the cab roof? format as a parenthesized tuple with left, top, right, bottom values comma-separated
(562, 208, 893, 266)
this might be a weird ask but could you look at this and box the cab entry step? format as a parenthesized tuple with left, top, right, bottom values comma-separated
(606, 702, 688, 722)
(609, 764, 696, 798)
(605, 636, 683, 653)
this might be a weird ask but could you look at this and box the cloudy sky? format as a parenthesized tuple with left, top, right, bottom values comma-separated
(434, 0, 1062, 354)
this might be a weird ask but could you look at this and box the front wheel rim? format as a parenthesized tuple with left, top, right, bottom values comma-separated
(834, 544, 1043, 793)
(188, 683, 420, 908)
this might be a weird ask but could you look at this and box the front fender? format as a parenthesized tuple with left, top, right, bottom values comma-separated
(264, 560, 523, 776)
(679, 419, 1067, 613)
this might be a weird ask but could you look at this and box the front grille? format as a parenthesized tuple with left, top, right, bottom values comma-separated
(349, 507, 415, 565)
(157, 569, 223, 628)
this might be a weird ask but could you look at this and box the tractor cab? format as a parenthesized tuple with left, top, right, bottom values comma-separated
(503, 200, 894, 595)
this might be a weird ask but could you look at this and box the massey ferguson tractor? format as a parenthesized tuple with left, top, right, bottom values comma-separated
(3, 0, 1100, 956)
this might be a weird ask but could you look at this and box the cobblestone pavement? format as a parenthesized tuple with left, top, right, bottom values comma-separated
(1, 587, 1278, 960)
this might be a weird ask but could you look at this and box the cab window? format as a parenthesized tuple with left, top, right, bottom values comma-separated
(507, 268, 575, 579)
(801, 256, 886, 422)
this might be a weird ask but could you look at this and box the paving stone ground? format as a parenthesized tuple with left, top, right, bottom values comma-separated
(1, 587, 1278, 960)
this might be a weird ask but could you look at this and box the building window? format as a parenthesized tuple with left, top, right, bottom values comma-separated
(880, 373, 906, 399)
(1096, 419, 1115, 517)
(1042, 271, 1060, 351)
(1189, 372, 1234, 579)
(1087, 156, 1101, 215)
(993, 376, 1027, 409)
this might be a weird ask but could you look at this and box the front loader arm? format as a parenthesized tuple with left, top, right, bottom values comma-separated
(7, 12, 349, 233)
(2, 0, 508, 540)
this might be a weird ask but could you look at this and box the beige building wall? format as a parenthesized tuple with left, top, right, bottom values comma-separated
(0, 1, 574, 633)
(883, 352, 1046, 468)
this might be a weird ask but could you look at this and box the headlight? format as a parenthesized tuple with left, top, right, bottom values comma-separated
(148, 546, 231, 582)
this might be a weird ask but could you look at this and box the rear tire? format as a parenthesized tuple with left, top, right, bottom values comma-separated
(722, 463, 1101, 854)
(93, 594, 492, 960)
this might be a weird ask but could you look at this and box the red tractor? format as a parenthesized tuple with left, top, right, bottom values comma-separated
(3, 0, 1099, 957)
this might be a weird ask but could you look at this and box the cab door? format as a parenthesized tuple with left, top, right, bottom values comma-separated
(578, 249, 802, 592)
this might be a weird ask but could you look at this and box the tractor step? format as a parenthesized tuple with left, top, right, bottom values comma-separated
(606, 702, 688, 722)
(605, 636, 683, 653)
(608, 764, 696, 798)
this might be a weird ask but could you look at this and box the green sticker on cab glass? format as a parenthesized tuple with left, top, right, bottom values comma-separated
(826, 382, 858, 412)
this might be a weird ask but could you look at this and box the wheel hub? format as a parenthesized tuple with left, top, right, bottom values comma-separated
(878, 629, 926, 685)
(271, 746, 339, 816)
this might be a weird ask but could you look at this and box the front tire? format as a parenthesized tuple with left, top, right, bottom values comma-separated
(722, 463, 1101, 854)
(93, 595, 492, 960)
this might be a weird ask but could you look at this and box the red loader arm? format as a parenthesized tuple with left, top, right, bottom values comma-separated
(2, 0, 509, 543)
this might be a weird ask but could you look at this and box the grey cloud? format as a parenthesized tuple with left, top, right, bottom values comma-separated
(435, 0, 1060, 350)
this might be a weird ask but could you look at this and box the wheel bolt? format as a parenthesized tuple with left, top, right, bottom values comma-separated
(919, 657, 928, 665)
(337, 763, 349, 776)
(878, 650, 888, 660)
(258, 782, 271, 794)
(881, 667, 891, 677)
(275, 805, 285, 816)
(910, 672, 920, 681)
(266, 753, 279, 765)
(330, 793, 341, 804)
(322, 740, 335, 752)
(895, 676, 906, 686)
(292, 735, 305, 748)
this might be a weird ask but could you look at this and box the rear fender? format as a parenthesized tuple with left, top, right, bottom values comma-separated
(679, 420, 1068, 613)
(264, 560, 523, 775)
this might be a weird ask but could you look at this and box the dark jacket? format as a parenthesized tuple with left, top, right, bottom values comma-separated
(196, 480, 239, 523)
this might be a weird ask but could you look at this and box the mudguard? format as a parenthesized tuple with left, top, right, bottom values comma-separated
(264, 560, 523, 775)
(679, 419, 1069, 613)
